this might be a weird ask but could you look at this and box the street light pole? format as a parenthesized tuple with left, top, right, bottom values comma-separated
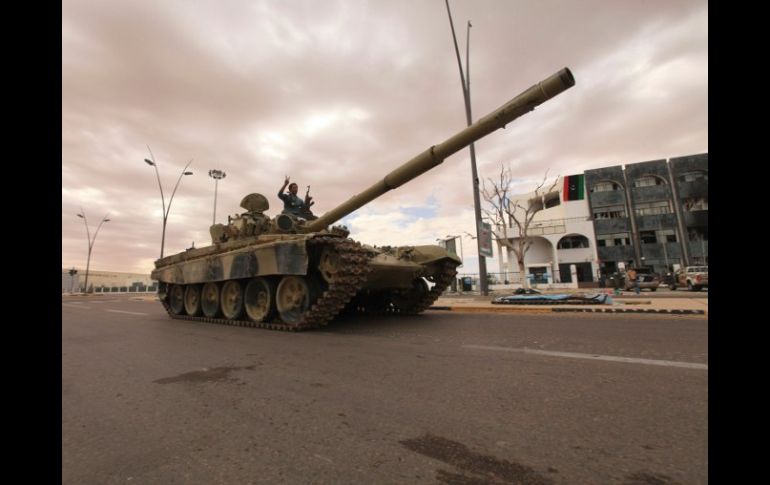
(144, 147, 193, 259)
(208, 169, 226, 225)
(76, 209, 110, 294)
(445, 1, 488, 295)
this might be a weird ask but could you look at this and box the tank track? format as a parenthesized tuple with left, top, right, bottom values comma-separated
(349, 259, 458, 315)
(159, 236, 372, 331)
(407, 259, 459, 314)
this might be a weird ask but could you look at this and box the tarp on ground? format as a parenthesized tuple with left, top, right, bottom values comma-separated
(492, 293, 613, 305)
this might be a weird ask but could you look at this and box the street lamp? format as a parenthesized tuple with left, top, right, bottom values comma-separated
(445, 1, 488, 295)
(144, 147, 193, 259)
(208, 169, 226, 225)
(76, 209, 110, 294)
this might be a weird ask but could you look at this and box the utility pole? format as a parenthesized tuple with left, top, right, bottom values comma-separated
(445, 0, 488, 295)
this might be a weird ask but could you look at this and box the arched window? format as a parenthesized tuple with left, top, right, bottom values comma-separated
(633, 175, 667, 187)
(590, 180, 623, 193)
(557, 235, 590, 249)
(679, 170, 708, 183)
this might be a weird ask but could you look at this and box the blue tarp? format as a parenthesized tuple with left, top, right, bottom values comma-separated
(492, 293, 613, 305)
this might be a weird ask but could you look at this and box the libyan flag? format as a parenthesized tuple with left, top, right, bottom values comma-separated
(563, 174, 585, 201)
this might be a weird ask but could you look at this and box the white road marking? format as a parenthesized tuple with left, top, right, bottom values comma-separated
(105, 310, 149, 316)
(461, 345, 707, 370)
(63, 304, 91, 309)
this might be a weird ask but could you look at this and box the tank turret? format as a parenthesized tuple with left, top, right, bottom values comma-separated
(151, 67, 576, 331)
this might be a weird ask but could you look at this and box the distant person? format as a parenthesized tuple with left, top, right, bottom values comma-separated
(627, 268, 640, 295)
(278, 176, 313, 217)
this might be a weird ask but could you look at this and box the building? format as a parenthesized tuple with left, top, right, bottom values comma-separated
(585, 152, 708, 277)
(493, 174, 599, 286)
(492, 152, 708, 286)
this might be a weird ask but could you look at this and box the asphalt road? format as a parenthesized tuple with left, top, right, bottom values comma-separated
(62, 295, 707, 485)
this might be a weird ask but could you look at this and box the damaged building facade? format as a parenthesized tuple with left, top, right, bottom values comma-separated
(494, 152, 708, 285)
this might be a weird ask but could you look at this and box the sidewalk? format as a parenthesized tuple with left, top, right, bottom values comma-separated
(431, 291, 707, 316)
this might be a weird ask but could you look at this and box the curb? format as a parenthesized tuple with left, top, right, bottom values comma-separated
(552, 308, 705, 314)
(429, 306, 705, 315)
(428, 306, 552, 314)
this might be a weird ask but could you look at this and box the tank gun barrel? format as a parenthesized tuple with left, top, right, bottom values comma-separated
(303, 67, 575, 232)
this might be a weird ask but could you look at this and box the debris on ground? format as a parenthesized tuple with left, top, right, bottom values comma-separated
(492, 293, 613, 305)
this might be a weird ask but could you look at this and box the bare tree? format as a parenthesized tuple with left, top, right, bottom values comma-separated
(482, 163, 559, 288)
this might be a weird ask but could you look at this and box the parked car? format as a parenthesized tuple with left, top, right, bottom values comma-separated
(671, 266, 708, 291)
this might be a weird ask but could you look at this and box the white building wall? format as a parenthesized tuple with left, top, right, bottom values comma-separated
(494, 176, 600, 284)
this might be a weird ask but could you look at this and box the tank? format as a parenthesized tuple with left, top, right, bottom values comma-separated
(151, 67, 576, 331)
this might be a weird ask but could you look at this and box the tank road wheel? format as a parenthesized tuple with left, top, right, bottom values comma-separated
(184, 284, 203, 316)
(169, 284, 186, 315)
(221, 280, 245, 320)
(276, 276, 317, 326)
(318, 246, 342, 284)
(244, 277, 276, 323)
(201, 282, 221, 318)
(391, 278, 429, 313)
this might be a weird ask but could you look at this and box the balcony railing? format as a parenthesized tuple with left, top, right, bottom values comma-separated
(495, 216, 590, 238)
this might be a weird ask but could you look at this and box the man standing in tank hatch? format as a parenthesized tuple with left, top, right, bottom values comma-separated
(278, 176, 313, 217)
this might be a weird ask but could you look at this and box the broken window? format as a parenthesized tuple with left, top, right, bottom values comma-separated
(635, 201, 671, 216)
(679, 170, 708, 183)
(633, 175, 667, 188)
(682, 197, 708, 211)
(656, 229, 678, 243)
(597, 232, 631, 247)
(590, 180, 622, 193)
(544, 192, 561, 208)
(557, 235, 590, 249)
(592, 204, 626, 219)
(688, 227, 708, 241)
(640, 230, 657, 244)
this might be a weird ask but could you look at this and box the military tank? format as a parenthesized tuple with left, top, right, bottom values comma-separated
(151, 67, 575, 331)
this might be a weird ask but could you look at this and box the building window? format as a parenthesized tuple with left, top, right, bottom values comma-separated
(656, 229, 678, 243)
(633, 175, 667, 187)
(590, 180, 622, 193)
(597, 232, 631, 247)
(688, 227, 708, 241)
(639, 231, 657, 244)
(635, 201, 671, 216)
(592, 204, 626, 219)
(682, 197, 708, 211)
(544, 193, 561, 208)
(557, 235, 590, 249)
(679, 170, 708, 183)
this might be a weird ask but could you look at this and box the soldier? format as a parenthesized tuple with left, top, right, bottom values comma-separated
(278, 176, 313, 217)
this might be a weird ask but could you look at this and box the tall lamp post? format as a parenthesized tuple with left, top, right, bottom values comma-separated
(208, 169, 226, 225)
(76, 209, 110, 293)
(445, 1, 488, 295)
(144, 149, 193, 259)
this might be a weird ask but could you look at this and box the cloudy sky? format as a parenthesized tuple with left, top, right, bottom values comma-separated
(62, 0, 708, 276)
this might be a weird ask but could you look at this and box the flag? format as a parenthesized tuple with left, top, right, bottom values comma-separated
(563, 174, 585, 201)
